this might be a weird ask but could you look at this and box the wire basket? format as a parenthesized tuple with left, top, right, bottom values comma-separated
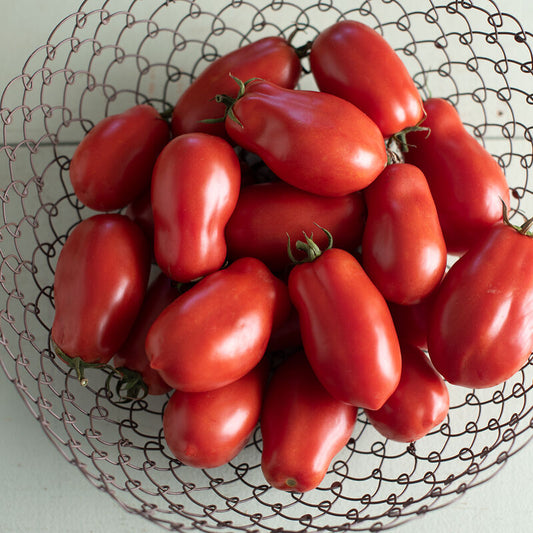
(1, 0, 532, 531)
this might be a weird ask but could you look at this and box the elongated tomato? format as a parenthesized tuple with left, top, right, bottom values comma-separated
(261, 352, 357, 492)
(223, 79, 387, 197)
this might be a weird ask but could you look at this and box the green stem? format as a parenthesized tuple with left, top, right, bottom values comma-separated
(287, 224, 334, 264)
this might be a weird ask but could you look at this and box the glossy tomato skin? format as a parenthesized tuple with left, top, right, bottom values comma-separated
(261, 352, 357, 492)
(225, 80, 387, 197)
(310, 20, 424, 138)
(404, 98, 510, 255)
(365, 344, 449, 442)
(69, 104, 170, 211)
(146, 257, 291, 392)
(113, 272, 179, 395)
(52, 214, 151, 364)
(428, 223, 533, 388)
(163, 360, 267, 468)
(362, 163, 446, 305)
(225, 181, 366, 272)
(288, 248, 402, 409)
(151, 133, 241, 283)
(171, 36, 301, 138)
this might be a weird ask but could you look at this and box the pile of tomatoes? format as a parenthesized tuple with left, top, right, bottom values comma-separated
(51, 20, 533, 493)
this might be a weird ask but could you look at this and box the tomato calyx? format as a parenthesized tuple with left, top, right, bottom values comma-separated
(105, 367, 149, 403)
(206, 75, 260, 128)
(287, 225, 333, 264)
(502, 200, 533, 236)
(52, 340, 112, 387)
(389, 112, 430, 153)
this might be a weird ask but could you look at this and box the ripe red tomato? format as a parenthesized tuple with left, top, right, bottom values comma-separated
(145, 257, 291, 392)
(261, 352, 357, 492)
(171, 36, 301, 138)
(428, 220, 533, 388)
(365, 344, 449, 442)
(309, 20, 424, 138)
(404, 97, 510, 255)
(69, 104, 170, 211)
(288, 242, 402, 409)
(225, 181, 365, 272)
(388, 288, 439, 351)
(362, 163, 446, 305)
(222, 79, 387, 197)
(126, 186, 154, 247)
(52, 214, 151, 368)
(113, 272, 179, 396)
(163, 360, 267, 468)
(151, 132, 241, 283)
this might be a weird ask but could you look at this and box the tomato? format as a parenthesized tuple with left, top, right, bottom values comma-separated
(69, 104, 170, 211)
(126, 186, 154, 247)
(146, 257, 291, 392)
(225, 181, 365, 273)
(222, 79, 387, 197)
(151, 133, 241, 283)
(362, 163, 446, 305)
(171, 36, 301, 139)
(309, 20, 424, 138)
(163, 360, 267, 469)
(288, 237, 402, 409)
(404, 97, 510, 255)
(428, 219, 533, 388)
(261, 351, 357, 492)
(267, 306, 302, 353)
(51, 214, 150, 372)
(388, 288, 439, 351)
(113, 272, 179, 396)
(365, 344, 449, 442)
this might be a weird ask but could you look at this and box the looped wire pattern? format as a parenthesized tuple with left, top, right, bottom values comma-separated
(1, 1, 532, 531)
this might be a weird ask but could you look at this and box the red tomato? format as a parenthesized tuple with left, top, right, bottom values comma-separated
(171, 36, 301, 138)
(388, 288, 439, 351)
(145, 257, 290, 392)
(404, 97, 510, 255)
(288, 242, 402, 409)
(261, 352, 357, 492)
(52, 214, 150, 367)
(69, 104, 170, 211)
(365, 344, 449, 442)
(267, 306, 302, 353)
(362, 163, 446, 305)
(126, 186, 154, 247)
(223, 79, 387, 197)
(428, 221, 533, 388)
(113, 272, 179, 396)
(309, 20, 424, 138)
(163, 361, 267, 468)
(225, 181, 365, 272)
(151, 133, 241, 283)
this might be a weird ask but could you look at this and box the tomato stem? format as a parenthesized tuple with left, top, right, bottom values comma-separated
(501, 199, 533, 236)
(105, 367, 149, 403)
(287, 224, 333, 264)
(390, 111, 430, 153)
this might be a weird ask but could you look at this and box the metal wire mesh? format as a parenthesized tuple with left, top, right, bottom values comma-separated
(1, 0, 532, 531)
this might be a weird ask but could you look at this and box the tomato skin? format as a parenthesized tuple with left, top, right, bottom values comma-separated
(225, 80, 387, 197)
(288, 248, 402, 409)
(310, 20, 424, 138)
(404, 98, 510, 255)
(52, 214, 151, 364)
(362, 163, 446, 305)
(171, 36, 301, 139)
(146, 257, 290, 392)
(365, 344, 449, 442)
(163, 361, 267, 468)
(225, 181, 366, 272)
(151, 133, 241, 283)
(69, 104, 170, 211)
(428, 223, 533, 388)
(126, 186, 154, 247)
(113, 272, 179, 395)
(261, 352, 357, 492)
(388, 288, 439, 351)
